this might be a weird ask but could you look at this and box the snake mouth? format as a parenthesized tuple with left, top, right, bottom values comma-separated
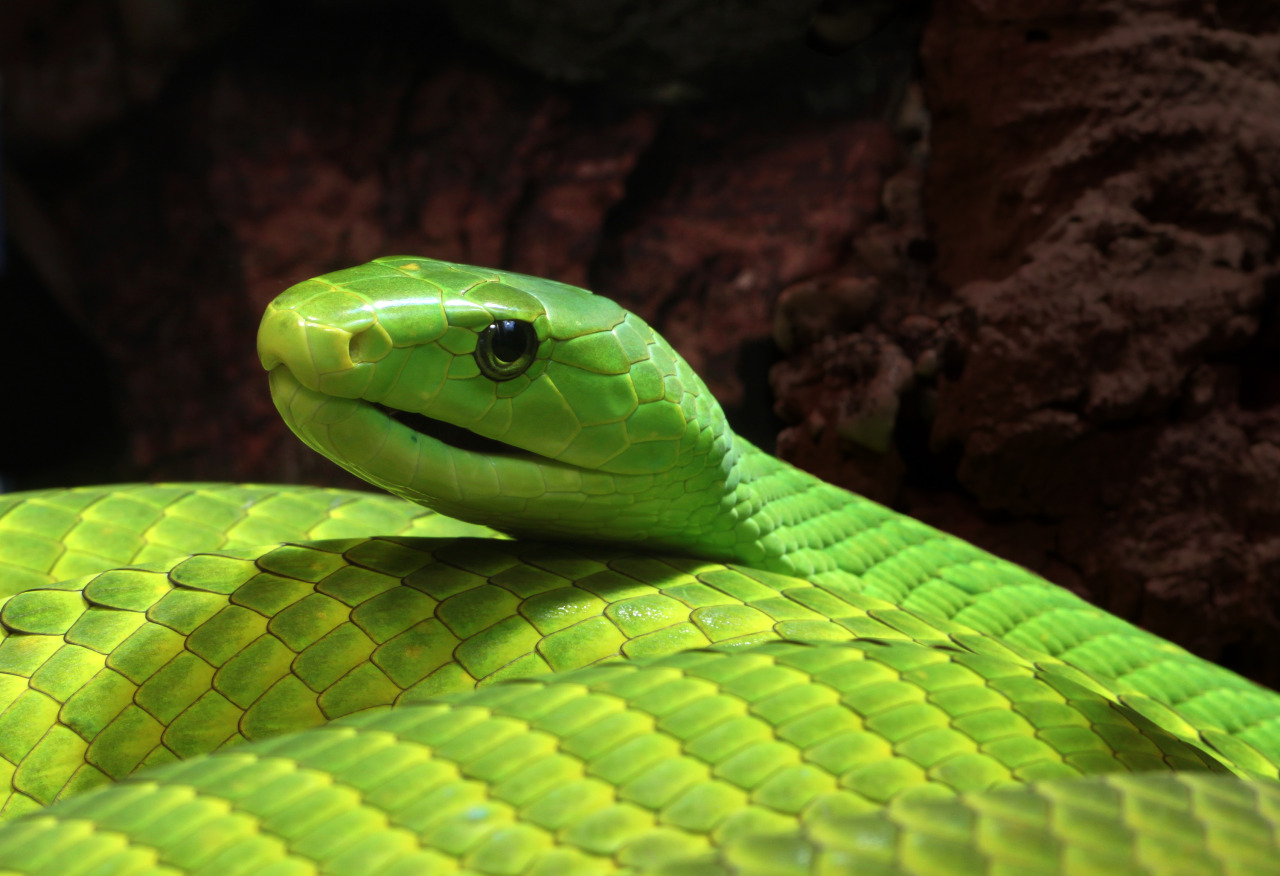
(372, 403, 518, 457)
(269, 365, 619, 540)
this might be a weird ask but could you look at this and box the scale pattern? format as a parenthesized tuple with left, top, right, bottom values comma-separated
(0, 485, 494, 597)
(710, 774, 1280, 876)
(0, 642, 1244, 876)
(723, 450, 1280, 767)
(0, 526, 1065, 817)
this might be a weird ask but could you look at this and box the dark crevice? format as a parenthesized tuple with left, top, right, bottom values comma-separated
(0, 245, 126, 491)
(588, 113, 688, 294)
(895, 385, 964, 495)
(727, 337, 786, 455)
(1239, 272, 1280, 411)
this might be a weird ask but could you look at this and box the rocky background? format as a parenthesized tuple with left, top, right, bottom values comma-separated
(3, 0, 1278, 686)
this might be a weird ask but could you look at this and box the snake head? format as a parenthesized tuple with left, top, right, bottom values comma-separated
(258, 257, 741, 550)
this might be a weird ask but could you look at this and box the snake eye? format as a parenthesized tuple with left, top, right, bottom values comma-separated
(475, 319, 538, 380)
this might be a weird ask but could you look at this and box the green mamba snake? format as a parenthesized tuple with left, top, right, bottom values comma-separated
(0, 256, 1279, 875)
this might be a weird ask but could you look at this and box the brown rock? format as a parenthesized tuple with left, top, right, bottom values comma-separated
(916, 0, 1280, 683)
(596, 119, 901, 409)
(773, 275, 882, 353)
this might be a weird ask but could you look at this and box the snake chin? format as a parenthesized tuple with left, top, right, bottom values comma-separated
(373, 403, 518, 457)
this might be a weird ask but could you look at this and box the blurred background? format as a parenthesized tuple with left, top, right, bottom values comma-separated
(2, 0, 1279, 684)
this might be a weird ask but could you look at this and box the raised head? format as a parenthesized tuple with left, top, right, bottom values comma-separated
(258, 257, 747, 554)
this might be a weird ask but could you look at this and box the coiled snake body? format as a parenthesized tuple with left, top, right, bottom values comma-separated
(0, 257, 1278, 875)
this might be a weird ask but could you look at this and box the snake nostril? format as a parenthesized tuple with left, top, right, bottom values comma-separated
(347, 323, 392, 366)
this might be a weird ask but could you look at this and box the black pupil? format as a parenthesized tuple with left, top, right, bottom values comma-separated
(491, 320, 527, 362)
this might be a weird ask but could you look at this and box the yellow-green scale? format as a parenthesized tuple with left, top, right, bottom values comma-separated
(0, 641, 1247, 875)
(2, 533, 1071, 817)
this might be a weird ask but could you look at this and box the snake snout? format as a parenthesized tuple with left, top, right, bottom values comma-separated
(258, 307, 325, 390)
(257, 305, 380, 399)
(258, 279, 383, 393)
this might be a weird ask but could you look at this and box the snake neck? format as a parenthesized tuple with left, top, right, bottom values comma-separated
(464, 427, 884, 586)
(653, 434, 897, 585)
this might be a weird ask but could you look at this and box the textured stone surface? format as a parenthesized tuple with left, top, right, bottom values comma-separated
(596, 120, 901, 412)
(919, 0, 1280, 685)
(768, 0, 1280, 684)
(768, 162, 935, 505)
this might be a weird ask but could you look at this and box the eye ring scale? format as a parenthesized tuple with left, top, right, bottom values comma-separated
(475, 319, 538, 381)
